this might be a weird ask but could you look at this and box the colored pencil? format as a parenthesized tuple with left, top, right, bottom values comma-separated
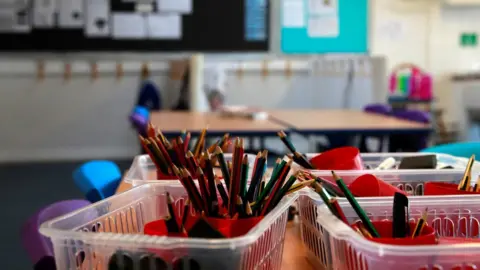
(196, 168, 210, 215)
(246, 150, 268, 202)
(277, 130, 296, 153)
(458, 155, 475, 191)
(412, 208, 428, 238)
(332, 171, 380, 238)
(239, 155, 249, 200)
(329, 198, 348, 224)
(215, 146, 231, 190)
(181, 198, 190, 232)
(165, 192, 181, 233)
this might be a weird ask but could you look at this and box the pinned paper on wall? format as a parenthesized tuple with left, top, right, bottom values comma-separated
(377, 20, 403, 41)
(308, 0, 337, 15)
(307, 0, 339, 37)
(156, 0, 192, 14)
(112, 13, 147, 39)
(282, 0, 305, 28)
(32, 0, 55, 28)
(85, 0, 110, 37)
(308, 15, 339, 38)
(146, 14, 182, 39)
(58, 0, 84, 28)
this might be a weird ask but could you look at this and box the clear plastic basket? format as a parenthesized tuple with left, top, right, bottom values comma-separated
(40, 183, 296, 270)
(298, 193, 480, 270)
(305, 152, 472, 170)
(125, 153, 258, 186)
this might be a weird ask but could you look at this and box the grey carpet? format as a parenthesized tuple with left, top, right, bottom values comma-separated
(0, 159, 133, 270)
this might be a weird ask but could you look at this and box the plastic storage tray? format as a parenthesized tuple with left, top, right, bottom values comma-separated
(298, 193, 480, 270)
(305, 152, 472, 170)
(125, 153, 258, 186)
(40, 183, 295, 270)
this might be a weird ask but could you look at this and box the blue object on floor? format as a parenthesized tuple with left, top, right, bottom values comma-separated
(73, 160, 122, 203)
(420, 142, 480, 160)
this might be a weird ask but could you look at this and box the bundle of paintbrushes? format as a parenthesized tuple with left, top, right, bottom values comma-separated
(143, 140, 303, 239)
(138, 123, 231, 179)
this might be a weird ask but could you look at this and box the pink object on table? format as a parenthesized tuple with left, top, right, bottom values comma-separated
(389, 74, 397, 94)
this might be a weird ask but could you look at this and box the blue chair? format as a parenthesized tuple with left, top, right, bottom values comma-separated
(73, 160, 122, 203)
(420, 142, 480, 160)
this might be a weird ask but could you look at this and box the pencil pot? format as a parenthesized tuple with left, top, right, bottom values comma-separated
(125, 153, 258, 186)
(424, 182, 480, 196)
(40, 183, 295, 270)
(298, 193, 480, 270)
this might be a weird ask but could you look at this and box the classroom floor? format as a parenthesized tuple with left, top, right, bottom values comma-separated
(1, 159, 133, 269)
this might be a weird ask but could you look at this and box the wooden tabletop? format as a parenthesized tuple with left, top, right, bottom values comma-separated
(267, 109, 431, 132)
(150, 111, 285, 134)
(116, 180, 314, 270)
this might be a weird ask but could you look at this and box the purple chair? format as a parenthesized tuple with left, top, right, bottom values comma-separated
(389, 109, 431, 152)
(359, 104, 392, 152)
(21, 200, 91, 270)
(364, 103, 392, 115)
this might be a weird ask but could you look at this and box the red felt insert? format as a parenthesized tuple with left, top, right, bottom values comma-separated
(349, 174, 407, 197)
(309, 147, 363, 170)
(156, 170, 179, 180)
(351, 220, 436, 246)
(424, 182, 480, 196)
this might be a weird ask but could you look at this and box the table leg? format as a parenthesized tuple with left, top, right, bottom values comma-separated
(249, 137, 256, 150)
(260, 137, 266, 150)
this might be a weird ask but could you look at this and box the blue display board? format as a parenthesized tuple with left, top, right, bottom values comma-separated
(281, 0, 368, 54)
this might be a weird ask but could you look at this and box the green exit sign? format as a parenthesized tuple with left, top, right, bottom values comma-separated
(461, 32, 478, 47)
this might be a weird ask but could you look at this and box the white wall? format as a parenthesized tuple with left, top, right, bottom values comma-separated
(0, 57, 385, 162)
(5, 0, 478, 162)
(370, 0, 480, 124)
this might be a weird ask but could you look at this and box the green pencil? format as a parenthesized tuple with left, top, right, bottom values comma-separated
(239, 155, 249, 199)
(332, 171, 380, 238)
(312, 182, 337, 214)
(214, 146, 231, 190)
(256, 159, 286, 205)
